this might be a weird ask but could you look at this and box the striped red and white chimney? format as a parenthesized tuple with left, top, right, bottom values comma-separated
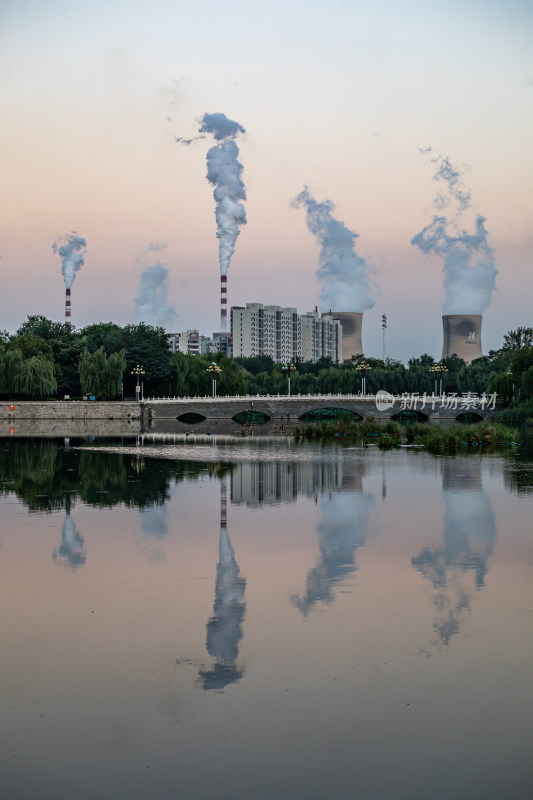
(65, 288, 72, 327)
(220, 274, 227, 330)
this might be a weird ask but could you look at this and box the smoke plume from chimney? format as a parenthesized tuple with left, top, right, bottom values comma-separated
(134, 242, 176, 327)
(198, 112, 247, 278)
(292, 188, 375, 313)
(53, 231, 86, 290)
(411, 153, 497, 315)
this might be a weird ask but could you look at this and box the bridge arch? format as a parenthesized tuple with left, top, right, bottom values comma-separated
(455, 411, 484, 423)
(177, 412, 207, 423)
(298, 407, 363, 423)
(390, 409, 429, 423)
(232, 410, 271, 425)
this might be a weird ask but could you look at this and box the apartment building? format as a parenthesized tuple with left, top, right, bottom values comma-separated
(231, 303, 342, 363)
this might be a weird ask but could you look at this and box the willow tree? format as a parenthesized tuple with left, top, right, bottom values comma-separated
(1, 348, 23, 394)
(79, 347, 126, 399)
(13, 355, 57, 397)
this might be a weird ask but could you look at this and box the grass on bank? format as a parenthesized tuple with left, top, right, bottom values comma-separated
(494, 404, 533, 425)
(294, 416, 518, 453)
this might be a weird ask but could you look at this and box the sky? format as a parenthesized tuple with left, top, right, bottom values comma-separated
(1, 0, 531, 361)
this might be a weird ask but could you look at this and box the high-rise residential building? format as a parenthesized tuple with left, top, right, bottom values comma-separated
(167, 330, 205, 355)
(168, 330, 232, 357)
(231, 303, 342, 363)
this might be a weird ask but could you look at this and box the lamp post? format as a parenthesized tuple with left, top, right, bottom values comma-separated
(131, 364, 145, 402)
(282, 362, 296, 396)
(206, 362, 222, 398)
(429, 362, 448, 396)
(356, 359, 372, 395)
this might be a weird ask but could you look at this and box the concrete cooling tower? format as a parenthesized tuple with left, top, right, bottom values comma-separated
(323, 312, 363, 361)
(442, 315, 482, 363)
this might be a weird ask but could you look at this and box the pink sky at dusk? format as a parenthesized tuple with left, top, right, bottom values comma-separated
(1, 0, 531, 360)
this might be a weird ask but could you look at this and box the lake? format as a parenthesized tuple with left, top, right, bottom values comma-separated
(1, 435, 532, 800)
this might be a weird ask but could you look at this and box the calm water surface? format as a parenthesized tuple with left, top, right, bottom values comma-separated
(1, 436, 532, 800)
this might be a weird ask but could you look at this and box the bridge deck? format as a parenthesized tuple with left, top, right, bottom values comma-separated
(144, 393, 495, 422)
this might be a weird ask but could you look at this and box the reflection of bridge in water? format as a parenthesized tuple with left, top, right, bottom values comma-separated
(145, 393, 495, 434)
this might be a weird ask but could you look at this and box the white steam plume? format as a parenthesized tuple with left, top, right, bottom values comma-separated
(292, 188, 375, 313)
(53, 231, 86, 289)
(199, 112, 247, 277)
(134, 242, 176, 327)
(412, 153, 497, 315)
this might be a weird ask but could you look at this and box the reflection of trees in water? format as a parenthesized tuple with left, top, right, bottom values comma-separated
(292, 490, 374, 616)
(53, 512, 86, 568)
(412, 459, 496, 647)
(0, 438, 230, 513)
(199, 516, 246, 691)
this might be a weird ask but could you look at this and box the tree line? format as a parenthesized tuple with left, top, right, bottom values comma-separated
(1, 316, 532, 407)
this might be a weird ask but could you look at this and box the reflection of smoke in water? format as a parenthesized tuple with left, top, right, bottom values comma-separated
(199, 524, 246, 691)
(54, 513, 86, 569)
(412, 480, 496, 648)
(292, 491, 373, 615)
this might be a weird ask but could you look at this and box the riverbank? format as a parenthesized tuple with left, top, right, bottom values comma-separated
(0, 400, 141, 420)
(295, 418, 519, 454)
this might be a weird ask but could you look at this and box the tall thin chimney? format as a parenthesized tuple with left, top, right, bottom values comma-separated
(65, 288, 71, 327)
(220, 274, 227, 330)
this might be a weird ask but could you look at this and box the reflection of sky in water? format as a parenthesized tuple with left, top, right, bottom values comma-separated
(139, 505, 168, 539)
(292, 491, 374, 615)
(53, 512, 86, 568)
(412, 461, 496, 647)
(199, 526, 246, 691)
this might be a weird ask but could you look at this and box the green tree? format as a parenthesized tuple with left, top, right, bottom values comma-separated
(13, 355, 57, 397)
(488, 372, 514, 406)
(79, 347, 126, 399)
(502, 326, 533, 352)
(510, 347, 533, 379)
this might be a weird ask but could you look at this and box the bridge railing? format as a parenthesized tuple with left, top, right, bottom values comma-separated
(143, 392, 489, 403)
(144, 393, 384, 402)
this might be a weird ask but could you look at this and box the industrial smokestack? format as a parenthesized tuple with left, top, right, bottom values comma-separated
(442, 315, 482, 363)
(53, 232, 86, 326)
(323, 311, 363, 361)
(198, 113, 247, 330)
(220, 275, 228, 330)
(65, 288, 71, 327)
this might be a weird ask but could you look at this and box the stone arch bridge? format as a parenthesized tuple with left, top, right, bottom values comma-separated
(144, 393, 496, 432)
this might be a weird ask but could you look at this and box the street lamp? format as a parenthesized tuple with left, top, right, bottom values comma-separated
(206, 362, 222, 398)
(429, 362, 448, 396)
(356, 359, 372, 395)
(131, 364, 146, 401)
(282, 362, 296, 396)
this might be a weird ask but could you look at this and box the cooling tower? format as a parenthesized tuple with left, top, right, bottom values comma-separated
(65, 288, 71, 327)
(220, 275, 227, 330)
(442, 315, 482, 363)
(324, 311, 363, 361)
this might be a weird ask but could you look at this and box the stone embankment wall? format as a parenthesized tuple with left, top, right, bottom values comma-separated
(0, 401, 141, 420)
(0, 402, 143, 437)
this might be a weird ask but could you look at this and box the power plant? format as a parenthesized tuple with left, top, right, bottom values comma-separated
(442, 314, 482, 363)
(324, 311, 363, 361)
